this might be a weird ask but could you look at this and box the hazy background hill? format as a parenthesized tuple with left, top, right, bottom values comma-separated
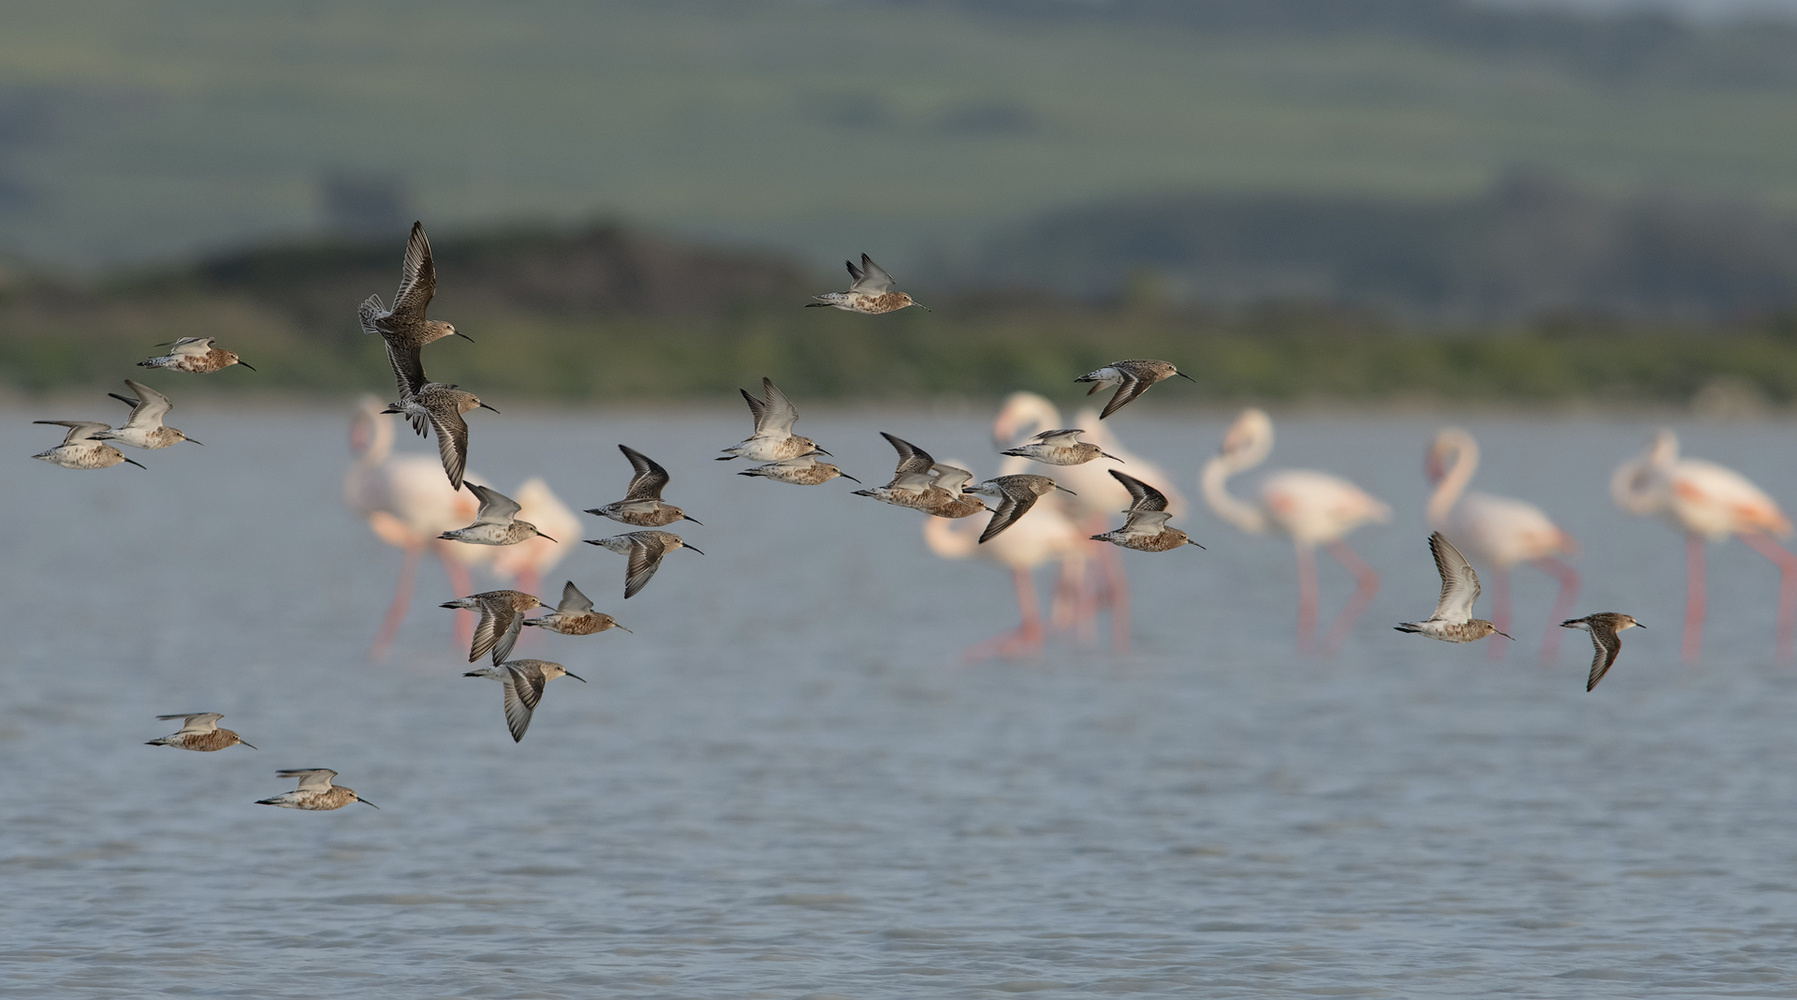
(8, 0, 1797, 404)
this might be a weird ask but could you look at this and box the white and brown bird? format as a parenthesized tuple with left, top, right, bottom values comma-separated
(719, 377, 829, 462)
(138, 337, 254, 374)
(31, 420, 144, 470)
(585, 530, 703, 599)
(359, 221, 473, 399)
(1560, 613, 1644, 691)
(145, 713, 255, 752)
(1090, 470, 1201, 552)
(853, 432, 983, 518)
(965, 474, 1075, 544)
(806, 254, 927, 314)
(441, 589, 549, 665)
(439, 483, 554, 546)
(464, 659, 585, 743)
(256, 769, 377, 811)
(521, 580, 629, 637)
(587, 445, 700, 527)
(383, 382, 496, 491)
(96, 380, 200, 449)
(1001, 428, 1120, 467)
(1396, 532, 1514, 644)
(737, 454, 859, 486)
(1074, 359, 1195, 419)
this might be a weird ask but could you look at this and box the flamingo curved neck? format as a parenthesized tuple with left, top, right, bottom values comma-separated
(1426, 431, 1478, 527)
(994, 394, 1061, 447)
(1200, 451, 1268, 535)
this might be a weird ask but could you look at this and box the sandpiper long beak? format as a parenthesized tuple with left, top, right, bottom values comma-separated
(124, 457, 147, 469)
(1175, 370, 1197, 382)
(840, 473, 862, 483)
(914, 303, 931, 312)
(455, 331, 476, 343)
(358, 798, 380, 809)
(239, 741, 258, 750)
(537, 533, 558, 543)
(186, 438, 204, 446)
(813, 447, 833, 457)
(685, 545, 706, 555)
(1635, 622, 1647, 628)
(1055, 484, 1077, 495)
(1495, 630, 1515, 640)
(615, 624, 633, 633)
(237, 361, 257, 371)
(565, 671, 587, 683)
(1101, 452, 1123, 462)
(479, 402, 500, 413)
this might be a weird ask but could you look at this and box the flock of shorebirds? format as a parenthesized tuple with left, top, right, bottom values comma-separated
(34, 223, 1794, 811)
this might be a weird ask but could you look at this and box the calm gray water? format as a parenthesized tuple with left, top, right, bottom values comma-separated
(5, 405, 1797, 998)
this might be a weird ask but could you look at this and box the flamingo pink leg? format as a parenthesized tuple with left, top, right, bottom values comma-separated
(1684, 533, 1705, 664)
(1487, 566, 1512, 662)
(964, 568, 1045, 662)
(1098, 543, 1130, 656)
(368, 541, 424, 663)
(1321, 540, 1379, 656)
(437, 543, 476, 649)
(1531, 556, 1581, 664)
(1740, 532, 1797, 662)
(1293, 543, 1319, 655)
(1049, 556, 1090, 640)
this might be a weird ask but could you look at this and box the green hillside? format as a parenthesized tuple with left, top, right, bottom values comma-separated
(5, 1, 1797, 271)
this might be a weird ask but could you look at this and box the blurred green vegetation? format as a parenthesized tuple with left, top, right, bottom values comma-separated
(7, 1, 1797, 270)
(7, 262, 1797, 409)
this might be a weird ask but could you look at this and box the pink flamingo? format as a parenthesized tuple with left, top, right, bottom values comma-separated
(1425, 427, 1580, 663)
(922, 454, 1088, 661)
(1611, 428, 1795, 662)
(345, 396, 491, 661)
(1199, 408, 1390, 655)
(992, 392, 1183, 652)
